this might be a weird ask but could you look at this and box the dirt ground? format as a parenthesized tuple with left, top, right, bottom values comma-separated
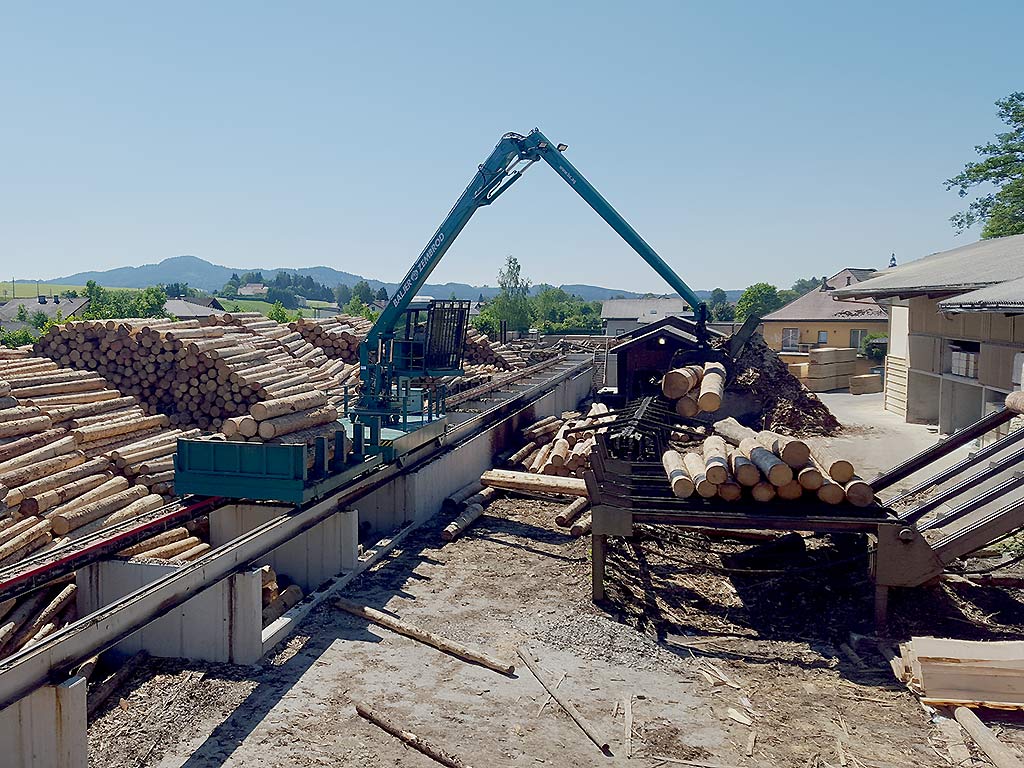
(86, 393, 1024, 767)
(86, 490, 1023, 768)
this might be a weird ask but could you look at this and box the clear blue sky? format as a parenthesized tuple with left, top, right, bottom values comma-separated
(1, 1, 1020, 293)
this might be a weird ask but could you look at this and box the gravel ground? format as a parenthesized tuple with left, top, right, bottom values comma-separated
(87, 493, 1024, 767)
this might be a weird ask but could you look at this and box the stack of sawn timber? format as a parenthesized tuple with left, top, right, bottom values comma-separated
(660, 417, 874, 507)
(802, 347, 856, 393)
(660, 362, 727, 417)
(896, 636, 1024, 708)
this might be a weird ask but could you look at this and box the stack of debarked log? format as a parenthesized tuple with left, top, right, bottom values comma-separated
(661, 417, 874, 507)
(220, 390, 340, 450)
(36, 317, 351, 432)
(0, 577, 78, 661)
(660, 362, 727, 417)
(0, 361, 178, 544)
(506, 405, 615, 480)
(287, 315, 374, 364)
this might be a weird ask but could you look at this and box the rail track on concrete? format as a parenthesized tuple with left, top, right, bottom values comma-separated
(0, 354, 593, 711)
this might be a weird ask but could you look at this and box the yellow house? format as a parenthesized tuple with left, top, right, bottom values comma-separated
(762, 268, 888, 353)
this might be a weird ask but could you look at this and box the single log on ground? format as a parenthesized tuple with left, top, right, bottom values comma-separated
(480, 469, 587, 498)
(570, 513, 592, 537)
(87, 651, 149, 716)
(337, 597, 513, 675)
(661, 450, 694, 499)
(262, 584, 303, 624)
(516, 646, 611, 755)
(355, 702, 472, 768)
(555, 497, 589, 526)
(442, 481, 484, 512)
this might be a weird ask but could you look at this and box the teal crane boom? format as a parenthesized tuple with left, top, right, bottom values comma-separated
(356, 128, 708, 418)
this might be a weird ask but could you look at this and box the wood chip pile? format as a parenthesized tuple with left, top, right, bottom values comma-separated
(660, 417, 873, 507)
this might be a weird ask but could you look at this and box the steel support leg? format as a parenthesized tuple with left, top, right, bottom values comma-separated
(592, 534, 607, 601)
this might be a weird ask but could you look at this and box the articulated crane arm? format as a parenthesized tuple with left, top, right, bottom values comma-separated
(357, 128, 708, 412)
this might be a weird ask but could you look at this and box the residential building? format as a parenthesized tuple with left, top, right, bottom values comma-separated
(834, 235, 1024, 433)
(238, 283, 268, 297)
(762, 269, 887, 353)
(0, 295, 90, 322)
(164, 298, 224, 319)
(600, 298, 692, 336)
(604, 315, 712, 400)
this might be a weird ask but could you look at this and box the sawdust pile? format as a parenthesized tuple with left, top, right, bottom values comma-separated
(727, 334, 841, 436)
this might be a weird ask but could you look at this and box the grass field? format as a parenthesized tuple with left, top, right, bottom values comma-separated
(1, 282, 88, 301)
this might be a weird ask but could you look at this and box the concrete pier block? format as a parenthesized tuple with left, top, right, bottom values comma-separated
(0, 675, 87, 768)
(77, 560, 263, 664)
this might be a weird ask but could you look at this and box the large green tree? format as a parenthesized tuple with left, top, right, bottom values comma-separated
(947, 92, 1024, 238)
(489, 256, 531, 332)
(735, 282, 783, 320)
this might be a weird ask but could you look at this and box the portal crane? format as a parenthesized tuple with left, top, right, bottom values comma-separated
(353, 128, 712, 435)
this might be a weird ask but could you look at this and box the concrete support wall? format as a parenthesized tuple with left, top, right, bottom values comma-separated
(77, 560, 264, 664)
(0, 676, 87, 768)
(210, 504, 359, 595)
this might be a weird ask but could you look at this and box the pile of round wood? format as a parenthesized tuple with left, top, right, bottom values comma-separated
(507, 404, 613, 482)
(0, 577, 78, 661)
(659, 416, 874, 507)
(34, 316, 351, 432)
(114, 515, 211, 563)
(288, 315, 373, 363)
(463, 328, 514, 370)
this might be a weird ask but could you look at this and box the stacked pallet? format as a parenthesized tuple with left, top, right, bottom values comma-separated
(803, 347, 856, 392)
(0, 578, 78, 661)
(849, 374, 883, 395)
(896, 636, 1024, 708)
(288, 315, 373, 363)
(660, 361, 726, 416)
(659, 417, 874, 507)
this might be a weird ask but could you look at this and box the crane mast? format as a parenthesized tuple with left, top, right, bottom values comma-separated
(352, 128, 708, 440)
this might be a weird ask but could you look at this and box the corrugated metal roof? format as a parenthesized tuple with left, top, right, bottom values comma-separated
(164, 298, 221, 318)
(833, 234, 1024, 299)
(763, 268, 887, 322)
(938, 275, 1024, 313)
(601, 298, 690, 320)
(0, 296, 90, 320)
